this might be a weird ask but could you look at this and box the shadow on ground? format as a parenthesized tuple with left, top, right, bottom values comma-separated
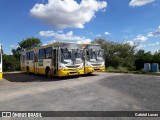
(3, 73, 97, 82)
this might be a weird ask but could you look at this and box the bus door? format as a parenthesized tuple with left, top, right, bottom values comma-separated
(52, 49, 58, 76)
(34, 52, 38, 74)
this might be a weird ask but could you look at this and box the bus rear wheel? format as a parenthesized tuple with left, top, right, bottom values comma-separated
(46, 68, 52, 78)
(26, 67, 30, 74)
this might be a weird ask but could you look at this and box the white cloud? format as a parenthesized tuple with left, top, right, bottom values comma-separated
(96, 34, 101, 37)
(10, 45, 19, 49)
(151, 49, 159, 54)
(147, 26, 160, 37)
(137, 42, 160, 49)
(30, 0, 107, 29)
(147, 32, 154, 37)
(134, 34, 148, 42)
(104, 32, 111, 35)
(148, 42, 160, 46)
(129, 0, 155, 7)
(57, 30, 63, 34)
(39, 30, 91, 44)
(137, 44, 146, 49)
(77, 39, 91, 44)
(124, 41, 135, 46)
(154, 26, 160, 37)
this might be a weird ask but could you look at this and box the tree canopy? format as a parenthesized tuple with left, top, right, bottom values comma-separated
(93, 38, 138, 70)
(12, 37, 42, 57)
(18, 37, 42, 51)
(2, 37, 42, 72)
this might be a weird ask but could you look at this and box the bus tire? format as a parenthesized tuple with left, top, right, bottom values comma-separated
(26, 67, 30, 74)
(88, 72, 92, 75)
(46, 68, 52, 78)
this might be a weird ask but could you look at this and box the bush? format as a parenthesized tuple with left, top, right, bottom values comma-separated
(106, 66, 128, 73)
(2, 54, 20, 72)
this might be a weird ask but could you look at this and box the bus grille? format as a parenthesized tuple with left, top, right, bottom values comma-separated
(69, 72, 78, 74)
(66, 65, 80, 68)
(94, 68, 100, 71)
(91, 64, 101, 66)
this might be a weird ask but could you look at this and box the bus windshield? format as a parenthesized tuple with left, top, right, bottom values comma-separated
(72, 49, 83, 64)
(61, 48, 83, 64)
(89, 49, 104, 63)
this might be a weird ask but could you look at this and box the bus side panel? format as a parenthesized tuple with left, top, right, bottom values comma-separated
(26, 60, 34, 73)
(84, 60, 94, 74)
(38, 68, 45, 74)
(84, 66, 94, 74)
(0, 72, 2, 80)
(37, 59, 52, 75)
(37, 59, 44, 74)
(20, 54, 26, 72)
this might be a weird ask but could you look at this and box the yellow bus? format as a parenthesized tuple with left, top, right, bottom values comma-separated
(0, 45, 2, 80)
(82, 44, 105, 74)
(20, 42, 84, 77)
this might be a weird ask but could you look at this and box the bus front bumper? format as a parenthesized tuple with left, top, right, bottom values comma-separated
(93, 66, 105, 72)
(58, 68, 84, 77)
(85, 67, 94, 74)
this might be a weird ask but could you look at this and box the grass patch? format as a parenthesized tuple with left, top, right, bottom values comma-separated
(106, 66, 129, 73)
(106, 66, 160, 76)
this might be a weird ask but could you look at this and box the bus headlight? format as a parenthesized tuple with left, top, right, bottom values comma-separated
(59, 63, 67, 70)
(87, 62, 93, 68)
(100, 62, 105, 67)
(78, 63, 84, 70)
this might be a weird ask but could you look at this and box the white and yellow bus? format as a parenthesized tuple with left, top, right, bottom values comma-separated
(20, 42, 84, 77)
(82, 44, 105, 74)
(0, 45, 2, 80)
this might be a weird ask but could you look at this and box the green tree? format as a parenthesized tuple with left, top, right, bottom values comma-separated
(93, 38, 137, 70)
(152, 51, 160, 69)
(11, 46, 22, 60)
(18, 37, 42, 51)
(12, 37, 42, 58)
(134, 50, 153, 70)
(3, 54, 20, 72)
(4, 37, 42, 72)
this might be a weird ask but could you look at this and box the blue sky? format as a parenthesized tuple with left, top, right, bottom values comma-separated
(0, 0, 160, 54)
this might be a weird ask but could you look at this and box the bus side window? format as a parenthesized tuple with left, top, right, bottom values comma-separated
(30, 51, 34, 60)
(46, 47, 52, 59)
(39, 48, 45, 59)
(26, 51, 34, 60)
(26, 52, 29, 60)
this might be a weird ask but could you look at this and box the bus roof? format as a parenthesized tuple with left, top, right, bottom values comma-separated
(81, 43, 101, 49)
(20, 42, 81, 53)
